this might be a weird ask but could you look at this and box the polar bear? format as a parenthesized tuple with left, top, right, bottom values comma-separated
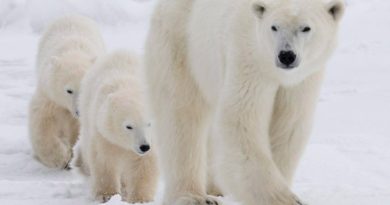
(29, 15, 105, 169)
(144, 0, 345, 204)
(75, 51, 158, 203)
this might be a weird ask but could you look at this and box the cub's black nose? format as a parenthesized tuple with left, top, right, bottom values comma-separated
(140, 144, 150, 152)
(278, 50, 296, 68)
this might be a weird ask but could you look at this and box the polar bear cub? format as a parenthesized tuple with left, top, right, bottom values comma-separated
(75, 51, 158, 203)
(29, 15, 105, 169)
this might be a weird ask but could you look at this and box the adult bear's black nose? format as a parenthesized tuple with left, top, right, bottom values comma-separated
(278, 50, 297, 68)
(140, 144, 150, 153)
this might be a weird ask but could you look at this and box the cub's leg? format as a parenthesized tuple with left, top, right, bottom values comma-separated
(270, 71, 324, 185)
(29, 91, 72, 169)
(61, 114, 79, 151)
(89, 135, 120, 203)
(121, 151, 158, 203)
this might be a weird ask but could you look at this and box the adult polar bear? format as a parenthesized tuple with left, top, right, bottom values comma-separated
(144, 0, 344, 204)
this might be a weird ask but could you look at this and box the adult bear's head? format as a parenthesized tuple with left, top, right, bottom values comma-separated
(251, 0, 345, 84)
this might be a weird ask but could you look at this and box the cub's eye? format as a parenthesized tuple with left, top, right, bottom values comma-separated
(66, 89, 73, 94)
(271, 25, 278, 32)
(126, 125, 133, 130)
(302, 26, 311, 33)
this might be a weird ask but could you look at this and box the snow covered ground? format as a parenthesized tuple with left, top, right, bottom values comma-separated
(0, 0, 389, 204)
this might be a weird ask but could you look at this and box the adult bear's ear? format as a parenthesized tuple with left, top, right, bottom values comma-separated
(327, 0, 345, 22)
(252, 0, 267, 19)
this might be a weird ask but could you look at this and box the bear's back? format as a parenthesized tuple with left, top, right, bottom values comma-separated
(36, 15, 104, 73)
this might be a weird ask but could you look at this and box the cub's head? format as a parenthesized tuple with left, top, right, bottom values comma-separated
(48, 51, 95, 117)
(251, 0, 345, 83)
(97, 90, 152, 156)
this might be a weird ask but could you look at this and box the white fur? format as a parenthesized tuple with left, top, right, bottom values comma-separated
(29, 15, 105, 169)
(75, 51, 158, 203)
(144, 0, 344, 204)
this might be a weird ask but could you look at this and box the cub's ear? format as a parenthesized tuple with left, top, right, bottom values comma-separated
(327, 0, 345, 21)
(252, 0, 267, 19)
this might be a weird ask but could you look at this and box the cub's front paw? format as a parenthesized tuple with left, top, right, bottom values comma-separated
(207, 183, 223, 197)
(94, 193, 114, 203)
(37, 146, 72, 169)
(174, 195, 221, 205)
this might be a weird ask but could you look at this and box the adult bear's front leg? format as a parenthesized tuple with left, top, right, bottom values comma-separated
(154, 89, 221, 205)
(214, 76, 302, 205)
(144, 1, 221, 203)
(270, 71, 325, 185)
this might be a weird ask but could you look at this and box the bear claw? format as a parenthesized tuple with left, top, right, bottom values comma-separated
(174, 195, 221, 205)
(95, 194, 113, 203)
(206, 199, 218, 205)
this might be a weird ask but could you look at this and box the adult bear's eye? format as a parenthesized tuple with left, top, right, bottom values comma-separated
(302, 26, 311, 33)
(66, 89, 73, 94)
(271, 25, 278, 32)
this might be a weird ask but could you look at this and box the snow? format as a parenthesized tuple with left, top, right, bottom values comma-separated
(0, 0, 389, 204)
